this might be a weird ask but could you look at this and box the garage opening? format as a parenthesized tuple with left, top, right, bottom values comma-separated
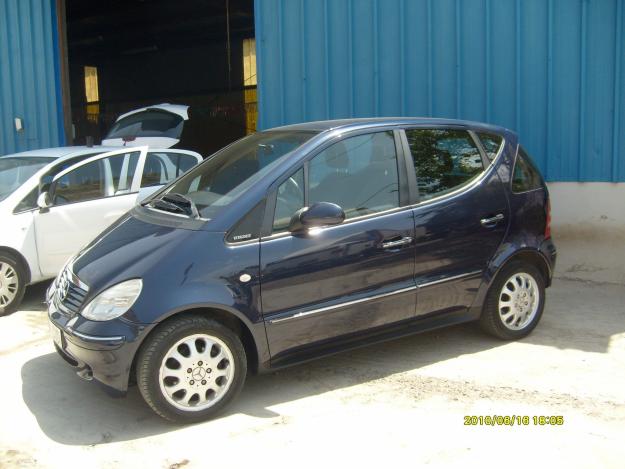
(64, 0, 256, 158)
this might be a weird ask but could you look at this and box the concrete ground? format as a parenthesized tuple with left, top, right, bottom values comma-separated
(1, 241, 624, 468)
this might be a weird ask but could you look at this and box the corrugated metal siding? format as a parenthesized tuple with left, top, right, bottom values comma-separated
(255, 0, 625, 182)
(0, 0, 64, 155)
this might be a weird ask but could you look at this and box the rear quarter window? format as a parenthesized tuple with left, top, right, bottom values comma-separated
(477, 132, 504, 161)
(512, 147, 543, 193)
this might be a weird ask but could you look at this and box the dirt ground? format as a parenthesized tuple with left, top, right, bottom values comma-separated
(1, 247, 624, 468)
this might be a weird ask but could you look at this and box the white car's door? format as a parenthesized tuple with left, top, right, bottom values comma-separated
(136, 149, 202, 201)
(33, 147, 148, 277)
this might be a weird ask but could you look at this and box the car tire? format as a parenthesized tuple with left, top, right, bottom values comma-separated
(0, 252, 26, 317)
(136, 315, 247, 423)
(480, 261, 546, 340)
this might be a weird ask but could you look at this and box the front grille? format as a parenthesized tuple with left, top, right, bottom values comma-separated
(53, 267, 89, 316)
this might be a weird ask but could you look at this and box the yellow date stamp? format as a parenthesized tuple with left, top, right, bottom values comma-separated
(464, 415, 564, 426)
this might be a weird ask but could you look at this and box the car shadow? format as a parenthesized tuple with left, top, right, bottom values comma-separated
(22, 322, 501, 445)
(20, 278, 625, 445)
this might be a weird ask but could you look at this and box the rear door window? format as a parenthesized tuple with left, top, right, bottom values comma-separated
(512, 147, 543, 193)
(405, 129, 484, 200)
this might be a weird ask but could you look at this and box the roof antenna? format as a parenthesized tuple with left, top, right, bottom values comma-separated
(86, 136, 94, 147)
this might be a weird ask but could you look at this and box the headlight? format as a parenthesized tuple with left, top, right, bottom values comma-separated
(81, 279, 143, 321)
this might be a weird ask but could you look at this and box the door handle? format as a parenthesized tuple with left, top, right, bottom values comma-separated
(480, 213, 505, 226)
(382, 236, 413, 249)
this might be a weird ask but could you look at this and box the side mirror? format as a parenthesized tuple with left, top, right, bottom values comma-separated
(37, 192, 51, 210)
(288, 202, 346, 233)
(39, 175, 53, 195)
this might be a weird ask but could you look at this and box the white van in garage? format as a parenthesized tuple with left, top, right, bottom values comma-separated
(0, 104, 202, 314)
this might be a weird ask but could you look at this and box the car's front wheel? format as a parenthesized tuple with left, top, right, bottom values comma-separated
(0, 253, 26, 317)
(136, 315, 247, 423)
(480, 261, 546, 340)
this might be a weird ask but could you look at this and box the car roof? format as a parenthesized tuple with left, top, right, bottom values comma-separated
(1, 145, 196, 160)
(269, 117, 513, 136)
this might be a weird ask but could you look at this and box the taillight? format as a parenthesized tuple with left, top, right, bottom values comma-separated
(545, 199, 552, 239)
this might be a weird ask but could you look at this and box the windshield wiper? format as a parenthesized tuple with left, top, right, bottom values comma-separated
(149, 193, 200, 218)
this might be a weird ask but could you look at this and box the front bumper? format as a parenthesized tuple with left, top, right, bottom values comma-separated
(47, 293, 151, 396)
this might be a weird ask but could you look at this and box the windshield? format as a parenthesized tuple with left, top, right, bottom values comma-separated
(0, 157, 50, 202)
(105, 110, 184, 140)
(154, 130, 318, 218)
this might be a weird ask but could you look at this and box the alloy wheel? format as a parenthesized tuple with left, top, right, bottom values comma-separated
(0, 262, 18, 307)
(158, 333, 235, 411)
(498, 272, 540, 330)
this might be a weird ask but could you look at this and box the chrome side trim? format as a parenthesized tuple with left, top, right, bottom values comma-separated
(67, 329, 125, 342)
(268, 285, 418, 324)
(417, 270, 483, 289)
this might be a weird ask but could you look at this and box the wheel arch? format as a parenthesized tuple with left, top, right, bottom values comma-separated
(468, 246, 552, 320)
(493, 248, 552, 288)
(131, 306, 262, 385)
(0, 246, 32, 284)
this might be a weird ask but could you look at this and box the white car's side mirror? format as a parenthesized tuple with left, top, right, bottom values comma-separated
(37, 192, 52, 210)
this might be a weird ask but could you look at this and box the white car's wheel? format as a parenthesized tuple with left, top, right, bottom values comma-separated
(0, 253, 26, 316)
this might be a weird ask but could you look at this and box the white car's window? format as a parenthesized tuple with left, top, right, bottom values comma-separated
(105, 110, 183, 141)
(12, 154, 98, 213)
(0, 157, 50, 202)
(141, 152, 199, 188)
(54, 151, 139, 205)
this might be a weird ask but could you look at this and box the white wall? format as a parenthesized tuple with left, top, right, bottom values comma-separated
(548, 183, 625, 285)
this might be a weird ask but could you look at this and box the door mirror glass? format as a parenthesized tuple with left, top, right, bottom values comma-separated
(37, 191, 51, 209)
(288, 202, 345, 232)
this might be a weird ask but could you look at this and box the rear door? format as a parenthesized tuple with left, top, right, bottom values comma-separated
(402, 128, 509, 316)
(137, 149, 202, 201)
(34, 147, 147, 276)
(260, 130, 416, 362)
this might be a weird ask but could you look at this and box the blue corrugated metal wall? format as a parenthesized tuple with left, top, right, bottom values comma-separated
(255, 0, 625, 182)
(0, 0, 65, 155)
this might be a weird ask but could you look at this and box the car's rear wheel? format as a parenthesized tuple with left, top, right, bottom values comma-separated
(136, 315, 247, 423)
(0, 253, 26, 317)
(480, 261, 545, 340)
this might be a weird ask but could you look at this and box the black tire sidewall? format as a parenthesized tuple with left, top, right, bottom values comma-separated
(0, 253, 26, 316)
(482, 261, 546, 340)
(137, 316, 247, 423)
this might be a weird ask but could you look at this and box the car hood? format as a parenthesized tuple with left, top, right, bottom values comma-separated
(71, 213, 213, 294)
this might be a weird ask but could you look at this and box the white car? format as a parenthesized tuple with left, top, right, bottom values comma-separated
(0, 143, 202, 315)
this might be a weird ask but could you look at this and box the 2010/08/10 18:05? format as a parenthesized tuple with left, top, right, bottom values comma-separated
(464, 415, 564, 426)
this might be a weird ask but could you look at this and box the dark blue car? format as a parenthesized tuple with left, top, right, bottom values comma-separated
(47, 118, 556, 422)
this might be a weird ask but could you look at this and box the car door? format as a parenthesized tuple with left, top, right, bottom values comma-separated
(260, 130, 416, 363)
(34, 147, 147, 277)
(401, 128, 509, 316)
(137, 150, 202, 201)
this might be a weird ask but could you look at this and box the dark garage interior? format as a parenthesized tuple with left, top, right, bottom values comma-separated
(64, 0, 256, 158)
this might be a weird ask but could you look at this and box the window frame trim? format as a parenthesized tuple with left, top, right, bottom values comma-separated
(260, 126, 410, 240)
(399, 125, 506, 209)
